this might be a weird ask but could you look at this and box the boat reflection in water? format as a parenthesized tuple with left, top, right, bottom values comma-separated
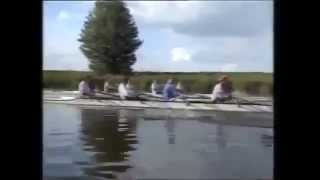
(44, 104, 273, 179)
(260, 129, 273, 147)
(79, 108, 139, 179)
(165, 117, 176, 145)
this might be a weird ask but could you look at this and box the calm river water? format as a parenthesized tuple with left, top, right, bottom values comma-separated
(43, 103, 273, 180)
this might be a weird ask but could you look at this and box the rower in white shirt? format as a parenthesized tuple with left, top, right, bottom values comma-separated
(151, 80, 160, 95)
(103, 81, 109, 93)
(176, 81, 184, 93)
(211, 75, 233, 103)
(102, 77, 117, 93)
(118, 78, 139, 100)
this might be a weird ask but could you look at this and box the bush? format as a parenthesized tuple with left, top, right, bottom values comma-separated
(243, 81, 273, 95)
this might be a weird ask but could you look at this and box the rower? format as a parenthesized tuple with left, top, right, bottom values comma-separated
(79, 76, 95, 97)
(151, 80, 160, 95)
(103, 77, 117, 93)
(162, 78, 179, 101)
(88, 79, 97, 94)
(103, 80, 109, 93)
(118, 78, 140, 100)
(211, 75, 233, 103)
(126, 79, 134, 92)
(176, 81, 184, 93)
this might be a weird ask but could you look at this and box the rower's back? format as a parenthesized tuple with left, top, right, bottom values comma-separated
(211, 76, 233, 101)
(118, 78, 137, 100)
(103, 81, 109, 92)
(79, 80, 93, 96)
(162, 79, 178, 100)
(118, 82, 128, 100)
(221, 80, 233, 94)
(151, 80, 159, 95)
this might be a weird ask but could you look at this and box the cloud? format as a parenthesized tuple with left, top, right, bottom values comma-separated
(127, 1, 199, 25)
(189, 35, 271, 63)
(57, 10, 70, 20)
(220, 63, 238, 72)
(127, 1, 273, 37)
(171, 47, 191, 62)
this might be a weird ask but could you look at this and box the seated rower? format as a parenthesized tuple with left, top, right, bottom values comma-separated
(176, 81, 184, 93)
(162, 79, 180, 101)
(102, 78, 117, 93)
(79, 76, 95, 97)
(88, 79, 97, 94)
(151, 80, 160, 95)
(126, 79, 134, 92)
(103, 81, 109, 93)
(211, 75, 233, 103)
(118, 78, 140, 100)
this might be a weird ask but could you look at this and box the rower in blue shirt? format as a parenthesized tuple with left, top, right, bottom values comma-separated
(162, 79, 179, 101)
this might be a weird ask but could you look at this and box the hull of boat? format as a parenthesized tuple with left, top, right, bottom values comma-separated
(43, 98, 272, 113)
(43, 90, 272, 113)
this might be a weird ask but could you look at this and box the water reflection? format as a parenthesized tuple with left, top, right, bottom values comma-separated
(165, 118, 176, 145)
(44, 104, 273, 179)
(260, 129, 273, 147)
(79, 108, 138, 179)
(197, 114, 227, 149)
(216, 124, 227, 149)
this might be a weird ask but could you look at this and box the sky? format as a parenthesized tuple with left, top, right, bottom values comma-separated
(43, 1, 273, 72)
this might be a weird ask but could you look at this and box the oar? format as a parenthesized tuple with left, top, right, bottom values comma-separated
(135, 91, 268, 107)
(92, 91, 122, 100)
(137, 91, 191, 106)
(231, 96, 271, 112)
(231, 96, 272, 107)
(170, 94, 191, 106)
(93, 90, 271, 106)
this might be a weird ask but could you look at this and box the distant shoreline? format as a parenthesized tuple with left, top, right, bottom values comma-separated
(43, 70, 273, 74)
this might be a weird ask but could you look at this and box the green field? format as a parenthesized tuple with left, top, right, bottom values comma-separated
(43, 70, 273, 95)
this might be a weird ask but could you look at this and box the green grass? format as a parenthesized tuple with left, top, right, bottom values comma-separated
(43, 70, 273, 95)
(43, 70, 92, 90)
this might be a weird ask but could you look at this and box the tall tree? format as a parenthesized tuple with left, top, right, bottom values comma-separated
(79, 0, 142, 75)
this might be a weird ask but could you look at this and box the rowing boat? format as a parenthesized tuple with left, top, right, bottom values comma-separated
(43, 90, 273, 113)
